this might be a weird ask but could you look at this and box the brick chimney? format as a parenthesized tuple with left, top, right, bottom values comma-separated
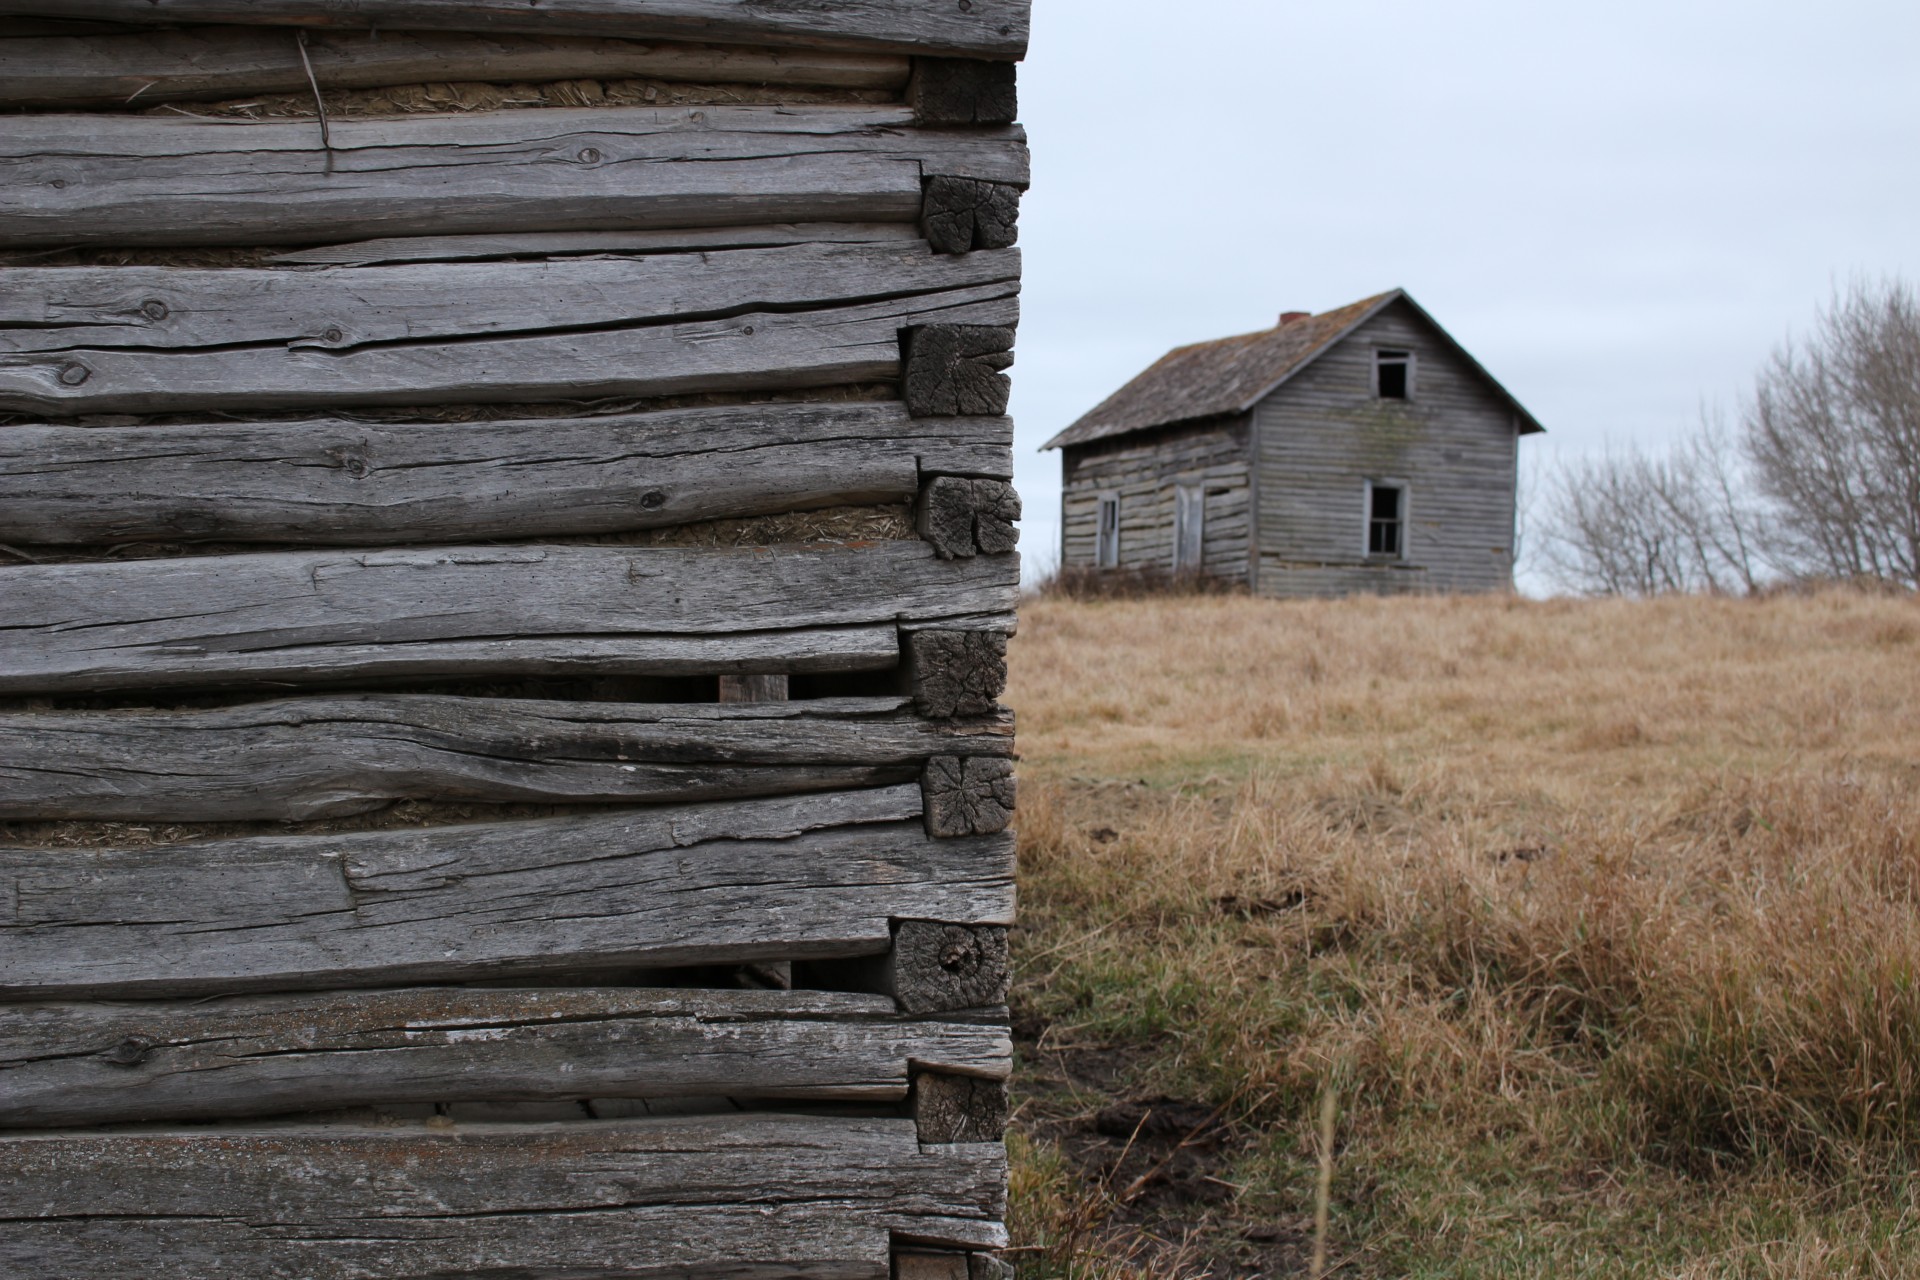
(1279, 310, 1311, 326)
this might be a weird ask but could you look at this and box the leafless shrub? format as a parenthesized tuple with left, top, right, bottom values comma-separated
(1743, 277, 1920, 588)
(1541, 415, 1767, 596)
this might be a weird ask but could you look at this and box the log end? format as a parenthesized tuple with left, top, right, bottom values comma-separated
(908, 629, 1008, 719)
(923, 176, 1021, 255)
(923, 755, 1016, 838)
(917, 476, 1021, 560)
(909, 58, 1019, 126)
(889, 921, 1009, 1014)
(903, 325, 1015, 419)
(912, 1072, 1010, 1144)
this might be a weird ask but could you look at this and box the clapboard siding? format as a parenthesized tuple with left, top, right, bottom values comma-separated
(0, 1115, 1007, 1278)
(0, 540, 1016, 693)
(1253, 297, 1519, 595)
(0, 27, 909, 109)
(0, 0, 1032, 58)
(0, 403, 1011, 546)
(0, 694, 1014, 821)
(1059, 417, 1250, 581)
(0, 106, 1027, 248)
(1, 784, 1015, 1001)
(0, 988, 1009, 1128)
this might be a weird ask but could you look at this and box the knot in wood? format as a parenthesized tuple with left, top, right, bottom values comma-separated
(577, 147, 602, 164)
(890, 921, 1010, 1013)
(103, 1035, 155, 1068)
(140, 299, 169, 322)
(939, 930, 983, 975)
(58, 362, 90, 386)
(322, 327, 344, 344)
(331, 444, 372, 479)
(640, 490, 668, 510)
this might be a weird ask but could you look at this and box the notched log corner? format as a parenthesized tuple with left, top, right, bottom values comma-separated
(923, 755, 1015, 838)
(889, 921, 1009, 1015)
(917, 476, 1020, 560)
(909, 58, 1018, 126)
(908, 629, 1008, 719)
(912, 1072, 1011, 1145)
(902, 325, 1014, 418)
(923, 176, 1020, 254)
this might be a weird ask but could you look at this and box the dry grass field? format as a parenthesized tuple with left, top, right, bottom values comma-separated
(1003, 587, 1920, 1278)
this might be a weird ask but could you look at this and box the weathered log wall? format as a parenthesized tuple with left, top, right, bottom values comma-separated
(0, 3, 1025, 1275)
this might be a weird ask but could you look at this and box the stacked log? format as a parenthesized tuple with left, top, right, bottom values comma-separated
(0, 4, 1027, 1276)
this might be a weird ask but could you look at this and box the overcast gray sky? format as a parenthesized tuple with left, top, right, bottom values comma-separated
(1004, 0, 1920, 588)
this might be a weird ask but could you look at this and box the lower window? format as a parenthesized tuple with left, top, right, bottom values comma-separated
(1368, 482, 1405, 558)
(1095, 494, 1120, 568)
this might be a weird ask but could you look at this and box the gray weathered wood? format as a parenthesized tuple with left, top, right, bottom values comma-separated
(908, 58, 1018, 126)
(888, 922, 1011, 1015)
(0, 1114, 1008, 1278)
(904, 324, 1015, 417)
(718, 673, 791, 703)
(0, 26, 908, 109)
(923, 176, 1020, 254)
(0, 0, 1032, 59)
(918, 476, 1021, 559)
(0, 244, 1021, 414)
(0, 19, 144, 35)
(1249, 298, 1525, 596)
(921, 755, 1016, 838)
(1057, 417, 1253, 583)
(0, 627, 898, 688)
(0, 402, 1011, 546)
(0, 244, 1015, 355)
(908, 629, 1010, 719)
(896, 1252, 972, 1280)
(0, 694, 1013, 821)
(913, 1072, 1011, 1143)
(0, 283, 1020, 416)
(0, 539, 1016, 694)
(0, 987, 1010, 1128)
(268, 221, 920, 265)
(0, 106, 1028, 248)
(0, 784, 1015, 1001)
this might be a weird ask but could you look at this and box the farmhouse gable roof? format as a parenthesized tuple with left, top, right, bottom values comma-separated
(1041, 289, 1544, 451)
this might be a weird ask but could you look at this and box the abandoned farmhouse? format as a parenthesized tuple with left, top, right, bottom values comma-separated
(1046, 290, 1545, 595)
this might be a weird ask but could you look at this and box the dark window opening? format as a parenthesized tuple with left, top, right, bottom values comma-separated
(1368, 484, 1404, 557)
(1375, 349, 1411, 400)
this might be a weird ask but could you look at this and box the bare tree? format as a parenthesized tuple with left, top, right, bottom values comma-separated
(1542, 416, 1766, 596)
(1743, 278, 1920, 587)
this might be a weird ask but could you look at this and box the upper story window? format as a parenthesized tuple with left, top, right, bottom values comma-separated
(1367, 481, 1406, 557)
(1374, 348, 1414, 400)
